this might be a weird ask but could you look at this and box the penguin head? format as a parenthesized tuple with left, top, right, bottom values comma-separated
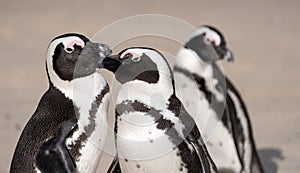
(106, 47, 173, 86)
(184, 25, 234, 63)
(46, 33, 113, 85)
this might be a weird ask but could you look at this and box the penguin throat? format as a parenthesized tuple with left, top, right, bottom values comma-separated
(49, 71, 107, 101)
(174, 65, 226, 103)
(175, 48, 215, 80)
(117, 79, 174, 110)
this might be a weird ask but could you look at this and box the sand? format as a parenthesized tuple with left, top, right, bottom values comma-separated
(0, 0, 299, 172)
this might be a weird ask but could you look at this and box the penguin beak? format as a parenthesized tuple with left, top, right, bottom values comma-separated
(97, 43, 112, 57)
(223, 49, 234, 62)
(215, 45, 234, 63)
(95, 43, 121, 73)
(97, 54, 122, 73)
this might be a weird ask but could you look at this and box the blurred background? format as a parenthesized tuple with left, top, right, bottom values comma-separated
(1, 0, 299, 172)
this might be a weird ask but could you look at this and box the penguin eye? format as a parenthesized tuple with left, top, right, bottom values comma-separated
(204, 36, 212, 45)
(208, 38, 215, 45)
(66, 47, 74, 53)
(131, 56, 141, 62)
(65, 40, 84, 54)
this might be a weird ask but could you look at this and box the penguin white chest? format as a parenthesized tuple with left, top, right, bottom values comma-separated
(118, 149, 189, 173)
(66, 92, 110, 173)
(116, 112, 188, 173)
(174, 71, 212, 133)
(206, 123, 241, 172)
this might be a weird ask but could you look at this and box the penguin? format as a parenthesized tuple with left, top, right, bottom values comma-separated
(10, 33, 120, 173)
(104, 47, 218, 173)
(173, 25, 264, 173)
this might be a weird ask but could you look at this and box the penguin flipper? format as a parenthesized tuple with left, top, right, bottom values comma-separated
(35, 121, 77, 173)
(107, 156, 122, 173)
(186, 126, 218, 173)
(168, 94, 217, 172)
(226, 78, 264, 172)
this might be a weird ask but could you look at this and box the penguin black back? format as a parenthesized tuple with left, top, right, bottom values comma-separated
(10, 85, 77, 172)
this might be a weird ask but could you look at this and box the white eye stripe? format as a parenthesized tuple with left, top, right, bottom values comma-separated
(207, 37, 218, 45)
(120, 51, 141, 62)
(205, 32, 221, 46)
(121, 50, 140, 59)
(120, 51, 129, 59)
(66, 40, 85, 48)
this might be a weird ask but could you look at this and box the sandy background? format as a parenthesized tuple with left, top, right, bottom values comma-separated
(1, 0, 299, 172)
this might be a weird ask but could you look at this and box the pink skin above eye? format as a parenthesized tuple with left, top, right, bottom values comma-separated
(207, 35, 221, 46)
(65, 40, 85, 51)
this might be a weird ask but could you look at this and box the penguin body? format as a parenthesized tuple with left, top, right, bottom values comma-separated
(107, 48, 217, 173)
(174, 26, 264, 173)
(10, 34, 114, 173)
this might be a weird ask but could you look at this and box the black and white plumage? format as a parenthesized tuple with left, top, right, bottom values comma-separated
(174, 25, 264, 173)
(107, 47, 217, 173)
(10, 33, 117, 173)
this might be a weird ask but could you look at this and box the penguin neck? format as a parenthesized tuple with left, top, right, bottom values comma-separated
(117, 74, 174, 111)
(49, 71, 108, 104)
(175, 47, 226, 102)
(175, 47, 216, 80)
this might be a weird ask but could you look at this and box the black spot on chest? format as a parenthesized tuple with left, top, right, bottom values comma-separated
(116, 100, 173, 131)
(68, 84, 109, 161)
(115, 97, 208, 172)
(174, 66, 212, 103)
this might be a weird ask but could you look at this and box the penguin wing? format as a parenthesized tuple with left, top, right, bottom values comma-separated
(107, 156, 122, 173)
(35, 120, 77, 173)
(186, 126, 218, 173)
(225, 78, 265, 172)
(225, 78, 247, 162)
(169, 94, 218, 172)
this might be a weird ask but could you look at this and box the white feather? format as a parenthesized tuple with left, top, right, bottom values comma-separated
(46, 36, 110, 172)
(176, 47, 225, 102)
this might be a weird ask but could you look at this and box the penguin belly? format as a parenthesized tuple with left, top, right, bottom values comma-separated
(118, 149, 188, 173)
(115, 112, 189, 173)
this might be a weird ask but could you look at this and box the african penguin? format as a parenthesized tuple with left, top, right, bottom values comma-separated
(105, 47, 218, 173)
(10, 33, 119, 173)
(174, 25, 264, 173)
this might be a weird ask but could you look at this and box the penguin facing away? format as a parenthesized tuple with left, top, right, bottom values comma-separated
(10, 33, 120, 173)
(105, 47, 218, 173)
(174, 25, 264, 173)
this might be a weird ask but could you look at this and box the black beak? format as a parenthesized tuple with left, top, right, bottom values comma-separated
(215, 45, 234, 63)
(97, 43, 112, 57)
(223, 49, 234, 62)
(97, 54, 122, 73)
